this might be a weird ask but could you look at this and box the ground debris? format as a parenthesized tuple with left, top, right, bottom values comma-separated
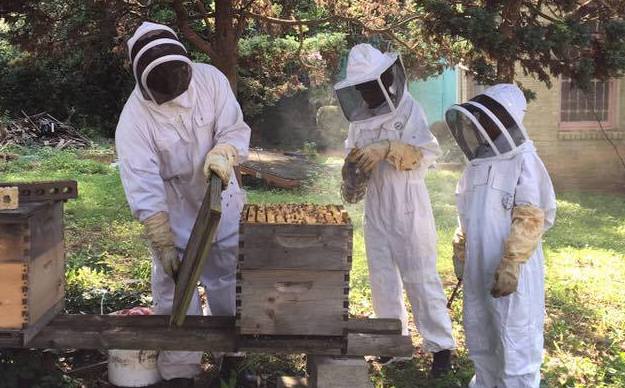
(0, 112, 91, 149)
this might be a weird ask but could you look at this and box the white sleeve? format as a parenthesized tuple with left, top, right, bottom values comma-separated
(115, 107, 167, 223)
(400, 100, 442, 170)
(207, 66, 251, 162)
(515, 152, 557, 231)
(345, 124, 357, 154)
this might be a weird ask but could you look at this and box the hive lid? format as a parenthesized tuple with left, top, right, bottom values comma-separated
(0, 201, 54, 222)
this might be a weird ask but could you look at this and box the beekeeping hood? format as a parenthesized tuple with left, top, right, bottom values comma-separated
(445, 84, 530, 160)
(127, 21, 193, 105)
(334, 44, 407, 123)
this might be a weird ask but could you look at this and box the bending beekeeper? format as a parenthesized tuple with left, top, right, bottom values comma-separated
(115, 22, 250, 384)
(446, 84, 556, 387)
(335, 43, 456, 376)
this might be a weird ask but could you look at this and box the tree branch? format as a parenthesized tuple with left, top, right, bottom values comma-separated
(243, 11, 334, 26)
(172, 0, 216, 59)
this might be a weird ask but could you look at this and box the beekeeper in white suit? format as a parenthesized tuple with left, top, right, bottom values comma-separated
(335, 43, 456, 375)
(446, 84, 556, 387)
(115, 22, 250, 383)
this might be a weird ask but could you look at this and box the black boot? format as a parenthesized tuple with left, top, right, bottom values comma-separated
(430, 349, 452, 377)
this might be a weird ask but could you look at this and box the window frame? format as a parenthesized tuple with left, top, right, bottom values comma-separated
(559, 77, 619, 131)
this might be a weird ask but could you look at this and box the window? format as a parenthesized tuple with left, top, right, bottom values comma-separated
(560, 78, 618, 130)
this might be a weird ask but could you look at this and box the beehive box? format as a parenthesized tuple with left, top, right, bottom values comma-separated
(238, 204, 352, 336)
(0, 201, 65, 345)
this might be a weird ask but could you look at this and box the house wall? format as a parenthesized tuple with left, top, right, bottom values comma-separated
(517, 75, 625, 193)
(409, 68, 458, 124)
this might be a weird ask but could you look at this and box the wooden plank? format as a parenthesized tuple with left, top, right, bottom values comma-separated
(28, 201, 64, 261)
(247, 204, 257, 223)
(238, 270, 347, 336)
(31, 326, 238, 352)
(27, 240, 65, 325)
(22, 298, 64, 345)
(49, 315, 235, 330)
(345, 333, 413, 357)
(0, 187, 18, 210)
(240, 224, 352, 270)
(239, 335, 344, 355)
(171, 174, 223, 326)
(0, 223, 26, 262)
(14, 315, 411, 356)
(0, 180, 78, 202)
(0, 201, 50, 222)
(240, 165, 302, 190)
(346, 318, 402, 335)
(0, 262, 27, 329)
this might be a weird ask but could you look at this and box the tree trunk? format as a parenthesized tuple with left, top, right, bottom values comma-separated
(213, 0, 239, 93)
(497, 0, 522, 83)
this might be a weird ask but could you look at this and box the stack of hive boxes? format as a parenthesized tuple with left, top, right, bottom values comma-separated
(237, 204, 353, 336)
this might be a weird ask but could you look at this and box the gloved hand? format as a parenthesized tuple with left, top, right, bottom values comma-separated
(387, 142, 423, 171)
(203, 143, 238, 184)
(452, 227, 465, 280)
(341, 148, 369, 204)
(355, 140, 423, 173)
(355, 140, 391, 173)
(143, 212, 180, 278)
(491, 205, 545, 298)
(491, 259, 520, 298)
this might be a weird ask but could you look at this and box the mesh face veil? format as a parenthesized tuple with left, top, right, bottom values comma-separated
(128, 22, 193, 105)
(334, 46, 408, 123)
(445, 85, 530, 160)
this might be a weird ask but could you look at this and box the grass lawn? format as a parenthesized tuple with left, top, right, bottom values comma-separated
(1, 146, 624, 387)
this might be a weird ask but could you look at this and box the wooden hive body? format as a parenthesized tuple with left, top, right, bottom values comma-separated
(0, 201, 65, 344)
(237, 204, 352, 336)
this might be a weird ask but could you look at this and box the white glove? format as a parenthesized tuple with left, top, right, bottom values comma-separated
(203, 143, 238, 184)
(143, 212, 180, 278)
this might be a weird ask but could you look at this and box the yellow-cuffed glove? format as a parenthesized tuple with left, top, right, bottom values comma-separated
(355, 140, 391, 173)
(387, 142, 423, 171)
(452, 227, 466, 280)
(491, 205, 545, 298)
(203, 143, 239, 184)
(355, 140, 423, 173)
(143, 212, 180, 279)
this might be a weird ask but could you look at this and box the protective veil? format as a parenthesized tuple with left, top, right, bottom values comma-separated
(447, 84, 556, 387)
(338, 44, 456, 353)
(116, 22, 250, 380)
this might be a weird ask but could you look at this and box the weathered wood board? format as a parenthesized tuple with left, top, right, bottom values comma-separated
(240, 224, 352, 271)
(237, 270, 348, 336)
(17, 315, 411, 357)
(171, 174, 223, 327)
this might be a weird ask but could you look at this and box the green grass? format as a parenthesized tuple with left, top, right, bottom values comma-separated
(1, 146, 624, 387)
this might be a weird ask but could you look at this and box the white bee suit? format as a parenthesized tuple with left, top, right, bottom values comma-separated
(116, 29, 250, 377)
(448, 84, 556, 387)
